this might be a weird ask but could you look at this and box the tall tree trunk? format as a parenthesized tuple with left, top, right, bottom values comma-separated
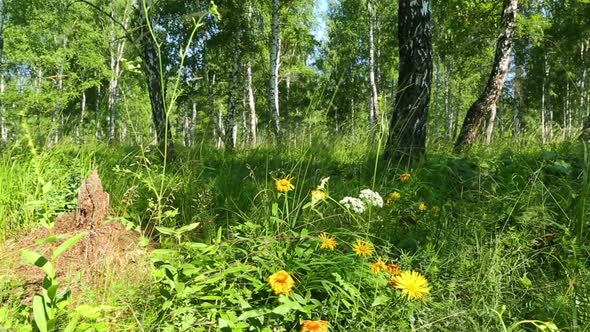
(226, 33, 242, 150)
(0, 0, 6, 146)
(77, 91, 87, 141)
(207, 70, 223, 149)
(108, 3, 130, 142)
(542, 52, 552, 143)
(137, 0, 175, 160)
(269, 0, 281, 140)
(95, 85, 102, 139)
(191, 100, 197, 146)
(485, 104, 497, 145)
(384, 0, 433, 164)
(579, 41, 587, 130)
(368, 0, 379, 128)
(514, 63, 523, 137)
(444, 59, 454, 140)
(454, 0, 518, 152)
(565, 80, 571, 139)
(247, 62, 257, 146)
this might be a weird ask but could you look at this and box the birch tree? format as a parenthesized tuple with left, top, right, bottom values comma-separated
(454, 0, 518, 152)
(384, 0, 433, 163)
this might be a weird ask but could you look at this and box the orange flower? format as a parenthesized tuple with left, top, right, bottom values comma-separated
(269, 270, 295, 295)
(301, 320, 329, 332)
(370, 258, 388, 274)
(386, 263, 401, 276)
(400, 173, 411, 183)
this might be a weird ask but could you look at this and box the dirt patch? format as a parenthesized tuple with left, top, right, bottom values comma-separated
(0, 171, 150, 304)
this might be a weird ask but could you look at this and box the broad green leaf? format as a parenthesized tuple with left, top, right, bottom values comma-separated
(21, 249, 54, 277)
(155, 226, 177, 236)
(371, 295, 390, 307)
(32, 295, 48, 332)
(238, 308, 272, 321)
(53, 232, 87, 260)
(177, 222, 200, 234)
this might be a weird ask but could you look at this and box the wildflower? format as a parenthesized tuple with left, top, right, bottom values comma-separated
(386, 263, 401, 276)
(400, 173, 411, 183)
(319, 232, 337, 250)
(339, 196, 366, 213)
(275, 176, 295, 193)
(311, 189, 327, 203)
(370, 258, 387, 274)
(318, 177, 330, 190)
(359, 189, 384, 208)
(269, 270, 295, 295)
(352, 239, 374, 257)
(390, 270, 431, 300)
(301, 320, 329, 332)
(385, 191, 401, 206)
(418, 202, 427, 211)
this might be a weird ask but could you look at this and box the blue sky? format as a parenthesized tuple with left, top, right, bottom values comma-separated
(312, 0, 329, 42)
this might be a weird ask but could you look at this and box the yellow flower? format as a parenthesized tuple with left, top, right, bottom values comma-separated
(319, 232, 337, 250)
(269, 270, 295, 295)
(418, 202, 427, 211)
(400, 173, 411, 183)
(311, 189, 327, 203)
(352, 239, 374, 257)
(390, 270, 431, 300)
(301, 320, 329, 332)
(386, 263, 401, 276)
(385, 191, 401, 206)
(275, 176, 295, 193)
(370, 258, 387, 274)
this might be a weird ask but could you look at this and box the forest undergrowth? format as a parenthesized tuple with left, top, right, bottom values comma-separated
(0, 135, 588, 331)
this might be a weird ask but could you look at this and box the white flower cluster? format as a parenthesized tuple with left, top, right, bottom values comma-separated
(339, 196, 366, 214)
(359, 189, 383, 208)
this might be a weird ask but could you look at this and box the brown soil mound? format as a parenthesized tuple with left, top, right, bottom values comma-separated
(0, 171, 149, 303)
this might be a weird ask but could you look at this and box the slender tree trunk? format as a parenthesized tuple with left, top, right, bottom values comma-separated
(137, 0, 175, 160)
(207, 71, 223, 149)
(191, 100, 197, 146)
(0, 0, 6, 146)
(246, 62, 257, 146)
(579, 41, 587, 130)
(454, 0, 518, 152)
(269, 0, 281, 140)
(368, 0, 379, 128)
(95, 85, 102, 139)
(226, 33, 242, 150)
(432, 56, 442, 140)
(384, 0, 433, 164)
(108, 4, 130, 142)
(545, 53, 553, 142)
(485, 104, 497, 145)
(514, 64, 523, 137)
(77, 91, 87, 141)
(565, 80, 571, 139)
(444, 60, 453, 140)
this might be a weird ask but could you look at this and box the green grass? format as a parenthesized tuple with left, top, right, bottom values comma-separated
(0, 136, 588, 331)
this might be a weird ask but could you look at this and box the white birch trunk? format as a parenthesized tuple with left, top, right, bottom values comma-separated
(485, 104, 497, 145)
(108, 3, 130, 142)
(368, 0, 379, 127)
(77, 91, 87, 141)
(269, 0, 281, 139)
(247, 63, 257, 146)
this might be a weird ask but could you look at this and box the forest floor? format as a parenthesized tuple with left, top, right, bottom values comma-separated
(0, 138, 588, 331)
